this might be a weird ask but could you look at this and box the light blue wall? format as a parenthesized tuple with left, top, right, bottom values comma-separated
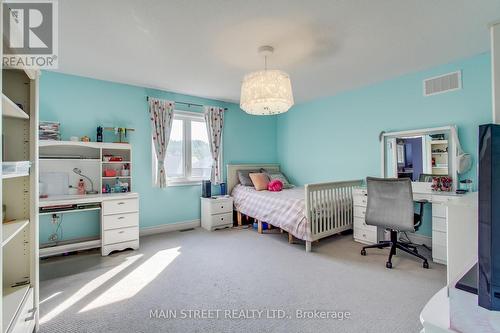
(40, 52, 492, 243)
(39, 71, 277, 244)
(277, 53, 492, 236)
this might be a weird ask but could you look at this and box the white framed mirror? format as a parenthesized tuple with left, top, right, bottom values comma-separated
(380, 125, 459, 191)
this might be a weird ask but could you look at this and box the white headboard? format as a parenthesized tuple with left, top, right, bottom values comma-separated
(227, 164, 280, 194)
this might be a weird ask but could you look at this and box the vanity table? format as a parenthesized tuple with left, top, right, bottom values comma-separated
(353, 185, 476, 265)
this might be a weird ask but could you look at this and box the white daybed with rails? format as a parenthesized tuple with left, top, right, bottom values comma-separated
(227, 164, 362, 252)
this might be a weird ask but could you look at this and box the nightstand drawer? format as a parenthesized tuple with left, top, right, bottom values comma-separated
(208, 200, 232, 215)
(103, 226, 139, 245)
(102, 198, 138, 215)
(103, 212, 138, 231)
(211, 212, 233, 227)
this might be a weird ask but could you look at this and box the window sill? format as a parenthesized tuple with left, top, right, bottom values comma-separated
(167, 179, 203, 187)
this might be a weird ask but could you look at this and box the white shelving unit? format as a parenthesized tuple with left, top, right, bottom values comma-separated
(428, 140, 449, 176)
(2, 94, 29, 120)
(2, 220, 29, 247)
(1, 66, 40, 333)
(39, 141, 133, 194)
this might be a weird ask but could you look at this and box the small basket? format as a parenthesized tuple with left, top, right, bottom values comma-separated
(3, 161, 31, 176)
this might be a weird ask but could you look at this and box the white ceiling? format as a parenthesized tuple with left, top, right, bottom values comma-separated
(56, 0, 500, 104)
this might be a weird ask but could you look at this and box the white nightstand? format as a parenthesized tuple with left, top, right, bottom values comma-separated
(201, 196, 234, 231)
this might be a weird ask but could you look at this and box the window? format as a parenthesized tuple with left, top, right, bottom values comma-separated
(153, 111, 217, 186)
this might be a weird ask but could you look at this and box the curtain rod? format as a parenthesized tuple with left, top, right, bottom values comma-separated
(146, 96, 228, 110)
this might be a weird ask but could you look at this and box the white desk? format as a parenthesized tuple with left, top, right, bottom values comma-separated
(353, 185, 477, 266)
(39, 192, 140, 257)
(420, 193, 481, 333)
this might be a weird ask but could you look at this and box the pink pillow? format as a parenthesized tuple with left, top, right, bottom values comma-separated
(268, 179, 283, 192)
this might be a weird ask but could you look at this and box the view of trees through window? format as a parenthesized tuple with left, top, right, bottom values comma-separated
(165, 117, 212, 180)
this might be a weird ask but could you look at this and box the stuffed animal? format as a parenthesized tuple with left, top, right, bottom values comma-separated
(268, 179, 283, 192)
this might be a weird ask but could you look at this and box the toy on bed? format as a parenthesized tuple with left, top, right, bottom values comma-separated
(267, 179, 283, 191)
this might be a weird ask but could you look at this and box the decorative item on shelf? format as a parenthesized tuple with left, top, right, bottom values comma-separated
(70, 136, 79, 142)
(72, 167, 98, 194)
(102, 184, 112, 194)
(96, 126, 103, 142)
(80, 136, 90, 142)
(111, 178, 129, 193)
(103, 169, 117, 177)
(202, 180, 211, 198)
(104, 127, 135, 143)
(120, 164, 130, 176)
(77, 179, 86, 195)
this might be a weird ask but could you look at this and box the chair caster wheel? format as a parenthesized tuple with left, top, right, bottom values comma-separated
(386, 262, 392, 269)
(360, 249, 366, 256)
(423, 261, 429, 269)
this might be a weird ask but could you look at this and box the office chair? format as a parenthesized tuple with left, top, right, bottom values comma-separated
(360, 177, 429, 269)
(419, 173, 435, 182)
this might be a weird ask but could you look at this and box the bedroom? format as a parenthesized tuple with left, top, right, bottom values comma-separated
(0, 1, 499, 332)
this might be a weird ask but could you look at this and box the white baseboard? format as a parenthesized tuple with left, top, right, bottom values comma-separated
(404, 232, 432, 248)
(39, 220, 201, 258)
(139, 219, 200, 237)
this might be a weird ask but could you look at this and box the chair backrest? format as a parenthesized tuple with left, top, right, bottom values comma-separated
(419, 173, 434, 182)
(365, 177, 414, 231)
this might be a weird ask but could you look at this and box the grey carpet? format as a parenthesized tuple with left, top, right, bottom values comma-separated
(39, 227, 446, 333)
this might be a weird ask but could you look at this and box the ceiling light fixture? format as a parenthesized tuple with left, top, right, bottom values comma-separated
(240, 45, 294, 115)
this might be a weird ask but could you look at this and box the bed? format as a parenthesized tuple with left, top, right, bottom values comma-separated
(227, 164, 362, 252)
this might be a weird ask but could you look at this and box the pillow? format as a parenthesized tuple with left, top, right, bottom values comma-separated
(249, 173, 270, 191)
(237, 169, 259, 186)
(268, 179, 283, 192)
(260, 168, 294, 189)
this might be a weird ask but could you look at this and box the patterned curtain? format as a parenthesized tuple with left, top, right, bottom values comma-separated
(148, 98, 175, 188)
(204, 106, 224, 184)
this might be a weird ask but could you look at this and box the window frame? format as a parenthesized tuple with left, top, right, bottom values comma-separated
(152, 110, 221, 187)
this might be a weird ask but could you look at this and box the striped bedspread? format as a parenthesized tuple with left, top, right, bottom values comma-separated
(232, 184, 313, 241)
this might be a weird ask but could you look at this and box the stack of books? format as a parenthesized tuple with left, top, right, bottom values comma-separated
(39, 121, 61, 141)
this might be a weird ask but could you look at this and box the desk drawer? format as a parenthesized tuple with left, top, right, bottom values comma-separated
(433, 244, 447, 264)
(432, 204, 447, 218)
(354, 216, 376, 231)
(354, 206, 367, 219)
(432, 230, 447, 247)
(103, 198, 138, 215)
(432, 216, 447, 233)
(103, 212, 138, 231)
(103, 226, 139, 245)
(353, 195, 367, 207)
(354, 227, 377, 244)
